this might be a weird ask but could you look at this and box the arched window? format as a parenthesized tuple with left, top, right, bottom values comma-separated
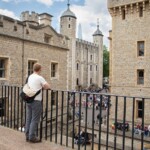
(77, 63, 79, 70)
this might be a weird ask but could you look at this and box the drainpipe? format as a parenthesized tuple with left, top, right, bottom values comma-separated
(22, 24, 25, 86)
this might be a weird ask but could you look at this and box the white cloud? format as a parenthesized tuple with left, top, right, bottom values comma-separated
(0, 9, 19, 20)
(2, 0, 10, 2)
(36, 0, 66, 6)
(70, 0, 112, 47)
(36, 0, 53, 6)
(2, 0, 30, 3)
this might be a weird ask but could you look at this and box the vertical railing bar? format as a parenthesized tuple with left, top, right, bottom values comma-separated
(7, 86, 9, 127)
(72, 92, 75, 149)
(40, 89, 44, 141)
(45, 90, 48, 140)
(98, 94, 103, 150)
(131, 97, 135, 150)
(66, 92, 69, 147)
(78, 93, 82, 150)
(141, 98, 145, 150)
(106, 95, 110, 150)
(1, 85, 4, 125)
(20, 90, 23, 132)
(60, 91, 64, 145)
(55, 91, 58, 143)
(91, 94, 95, 150)
(84, 93, 88, 150)
(14, 86, 16, 129)
(10, 86, 13, 128)
(17, 87, 20, 130)
(50, 90, 53, 142)
(114, 96, 118, 150)
(122, 97, 126, 150)
(4, 86, 7, 126)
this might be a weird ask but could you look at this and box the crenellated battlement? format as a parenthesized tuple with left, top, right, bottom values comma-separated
(107, 0, 148, 8)
(20, 11, 39, 24)
(76, 38, 98, 47)
(107, 0, 150, 16)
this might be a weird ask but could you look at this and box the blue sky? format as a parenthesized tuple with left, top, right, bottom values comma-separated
(0, 0, 111, 47)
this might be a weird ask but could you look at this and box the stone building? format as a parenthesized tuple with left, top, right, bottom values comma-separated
(108, 0, 150, 123)
(60, 2, 103, 90)
(0, 11, 69, 90)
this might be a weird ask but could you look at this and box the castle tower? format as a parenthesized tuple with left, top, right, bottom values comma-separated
(107, 0, 150, 123)
(93, 19, 103, 45)
(20, 11, 39, 26)
(93, 19, 103, 88)
(60, 0, 77, 39)
(60, 0, 77, 90)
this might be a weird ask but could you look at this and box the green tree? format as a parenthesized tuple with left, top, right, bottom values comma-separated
(103, 45, 109, 77)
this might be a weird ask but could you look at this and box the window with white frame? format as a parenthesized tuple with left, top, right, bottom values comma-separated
(137, 41, 144, 56)
(136, 100, 143, 118)
(0, 58, 8, 78)
(137, 69, 144, 85)
(51, 62, 58, 78)
(28, 60, 37, 76)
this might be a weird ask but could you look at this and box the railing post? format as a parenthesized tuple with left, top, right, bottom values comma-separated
(60, 91, 64, 145)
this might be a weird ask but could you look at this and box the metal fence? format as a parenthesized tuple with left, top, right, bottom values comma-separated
(0, 85, 150, 150)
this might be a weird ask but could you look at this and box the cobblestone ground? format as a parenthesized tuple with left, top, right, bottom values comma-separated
(0, 126, 74, 150)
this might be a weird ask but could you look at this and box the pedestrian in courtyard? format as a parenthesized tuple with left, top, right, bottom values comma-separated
(148, 125, 150, 137)
(25, 63, 51, 143)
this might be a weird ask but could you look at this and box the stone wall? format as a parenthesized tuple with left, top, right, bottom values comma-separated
(0, 14, 68, 90)
(108, 0, 150, 123)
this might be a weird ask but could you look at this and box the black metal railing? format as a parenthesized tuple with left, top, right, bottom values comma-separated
(0, 85, 150, 150)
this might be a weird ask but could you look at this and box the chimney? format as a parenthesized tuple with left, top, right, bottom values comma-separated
(39, 13, 53, 26)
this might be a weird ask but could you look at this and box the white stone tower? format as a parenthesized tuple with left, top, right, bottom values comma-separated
(93, 19, 103, 88)
(60, 0, 77, 90)
(60, 0, 76, 39)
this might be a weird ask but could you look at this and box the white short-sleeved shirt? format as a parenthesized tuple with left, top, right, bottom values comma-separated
(28, 73, 47, 101)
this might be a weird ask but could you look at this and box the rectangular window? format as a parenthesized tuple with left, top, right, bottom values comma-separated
(137, 69, 144, 85)
(90, 65, 92, 71)
(28, 60, 37, 76)
(44, 34, 52, 44)
(77, 63, 79, 70)
(122, 9, 126, 20)
(139, 6, 143, 17)
(90, 55, 92, 60)
(90, 78, 92, 84)
(51, 63, 58, 78)
(136, 100, 143, 118)
(96, 65, 98, 71)
(0, 58, 8, 78)
(137, 41, 144, 56)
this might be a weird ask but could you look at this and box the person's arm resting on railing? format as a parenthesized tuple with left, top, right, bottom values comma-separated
(43, 82, 51, 90)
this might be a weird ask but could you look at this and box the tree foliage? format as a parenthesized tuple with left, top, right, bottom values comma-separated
(103, 45, 109, 77)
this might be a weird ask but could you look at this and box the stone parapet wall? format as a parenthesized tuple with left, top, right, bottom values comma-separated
(107, 0, 147, 8)
(0, 15, 68, 50)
